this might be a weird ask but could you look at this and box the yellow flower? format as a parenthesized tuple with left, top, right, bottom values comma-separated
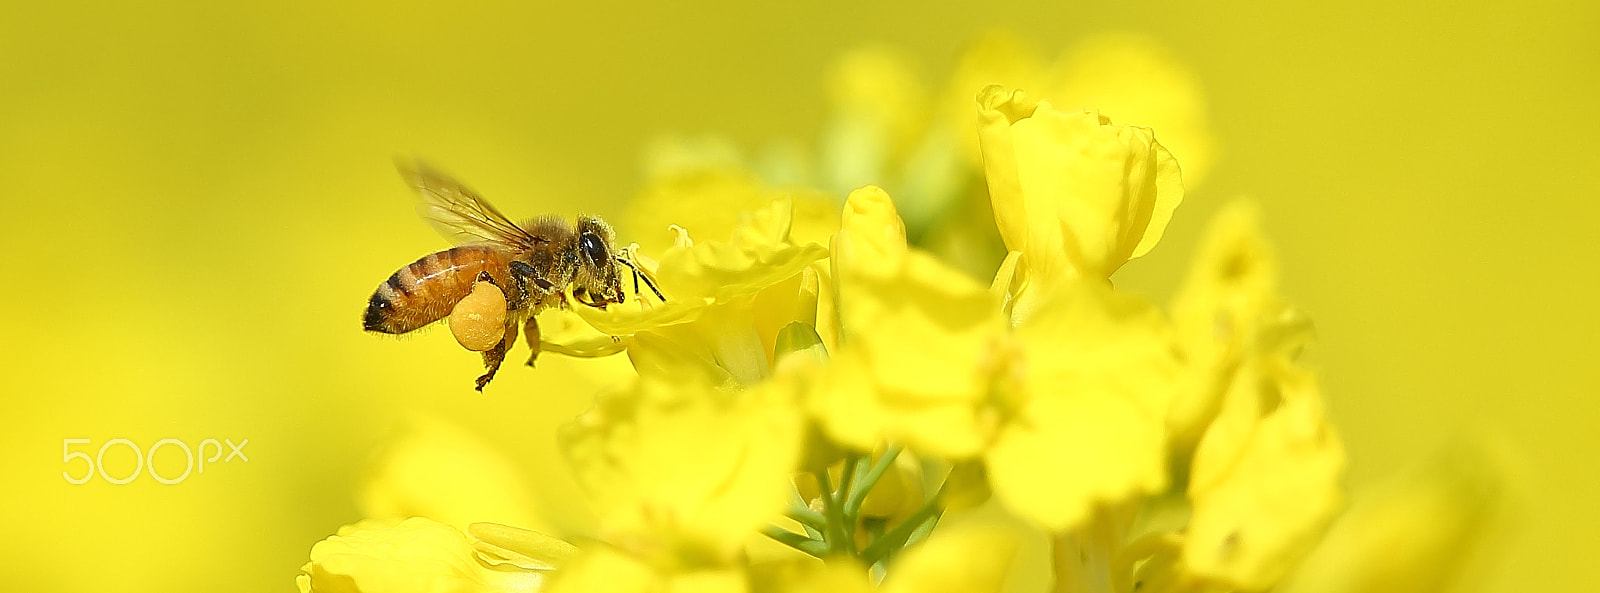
(1165, 201, 1314, 458)
(803, 186, 1181, 548)
(1099, 199, 1346, 589)
(976, 85, 1184, 299)
(751, 559, 874, 593)
(809, 186, 1008, 459)
(554, 163, 835, 384)
(574, 199, 829, 386)
(1183, 363, 1346, 590)
(946, 31, 1215, 186)
(559, 376, 803, 567)
(810, 188, 1177, 533)
(298, 517, 566, 593)
(832, 185, 909, 281)
(301, 36, 1496, 593)
(878, 523, 1019, 593)
(986, 279, 1178, 531)
(528, 308, 632, 360)
(1046, 32, 1216, 187)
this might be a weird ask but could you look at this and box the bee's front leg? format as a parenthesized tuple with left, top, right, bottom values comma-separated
(523, 316, 542, 367)
(474, 320, 520, 391)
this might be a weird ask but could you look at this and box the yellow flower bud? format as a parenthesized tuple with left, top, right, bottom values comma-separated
(858, 451, 924, 522)
(834, 185, 909, 280)
(976, 85, 1184, 281)
(939, 461, 992, 512)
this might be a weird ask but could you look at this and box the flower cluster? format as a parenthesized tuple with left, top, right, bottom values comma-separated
(301, 38, 1498, 593)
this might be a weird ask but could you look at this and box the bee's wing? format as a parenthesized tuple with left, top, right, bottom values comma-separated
(398, 161, 540, 250)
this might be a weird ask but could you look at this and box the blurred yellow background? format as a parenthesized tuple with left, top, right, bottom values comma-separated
(1, 1, 1594, 591)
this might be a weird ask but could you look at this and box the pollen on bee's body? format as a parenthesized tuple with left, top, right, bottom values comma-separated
(449, 280, 508, 351)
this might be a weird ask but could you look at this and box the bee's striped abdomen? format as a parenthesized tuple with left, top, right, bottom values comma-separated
(363, 245, 515, 335)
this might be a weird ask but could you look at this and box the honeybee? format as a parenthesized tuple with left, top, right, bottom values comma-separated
(363, 162, 663, 390)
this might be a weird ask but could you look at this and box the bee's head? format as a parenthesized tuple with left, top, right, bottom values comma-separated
(573, 215, 625, 307)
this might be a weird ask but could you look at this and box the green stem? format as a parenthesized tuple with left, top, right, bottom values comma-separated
(788, 486, 823, 540)
(844, 444, 903, 517)
(904, 507, 943, 549)
(762, 525, 828, 558)
(836, 452, 863, 539)
(785, 506, 828, 533)
(817, 467, 850, 555)
(838, 453, 861, 505)
(860, 491, 944, 566)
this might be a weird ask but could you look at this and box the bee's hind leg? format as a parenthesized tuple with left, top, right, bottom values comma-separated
(474, 320, 520, 391)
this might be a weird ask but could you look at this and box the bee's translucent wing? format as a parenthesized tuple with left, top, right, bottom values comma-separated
(398, 161, 540, 250)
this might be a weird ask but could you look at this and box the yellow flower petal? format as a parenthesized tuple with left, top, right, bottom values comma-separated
(833, 185, 909, 280)
(945, 31, 1049, 169)
(989, 391, 1166, 532)
(1184, 365, 1346, 590)
(1166, 201, 1313, 453)
(560, 378, 802, 565)
(1167, 207, 1342, 590)
(625, 324, 741, 389)
(1170, 200, 1309, 363)
(855, 255, 1001, 402)
(469, 522, 578, 572)
(578, 202, 829, 338)
(880, 523, 1019, 593)
(577, 200, 828, 384)
(977, 85, 1184, 281)
(814, 187, 1008, 458)
(300, 517, 546, 593)
(751, 559, 873, 593)
(623, 256, 811, 387)
(1047, 32, 1215, 187)
(534, 308, 631, 359)
(988, 280, 1177, 531)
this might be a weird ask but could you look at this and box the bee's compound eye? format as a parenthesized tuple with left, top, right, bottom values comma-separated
(579, 233, 607, 264)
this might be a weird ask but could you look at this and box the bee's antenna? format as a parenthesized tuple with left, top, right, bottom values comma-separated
(615, 249, 665, 302)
